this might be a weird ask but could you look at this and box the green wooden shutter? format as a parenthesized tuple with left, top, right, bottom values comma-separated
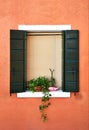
(62, 30, 79, 92)
(10, 30, 27, 94)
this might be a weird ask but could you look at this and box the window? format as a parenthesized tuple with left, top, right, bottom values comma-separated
(27, 32, 62, 88)
(10, 25, 79, 97)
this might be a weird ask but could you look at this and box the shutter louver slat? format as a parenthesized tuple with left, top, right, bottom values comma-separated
(62, 30, 79, 92)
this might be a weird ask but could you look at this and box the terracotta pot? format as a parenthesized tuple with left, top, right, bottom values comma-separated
(35, 86, 42, 92)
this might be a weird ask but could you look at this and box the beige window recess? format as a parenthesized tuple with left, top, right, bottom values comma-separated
(27, 32, 62, 88)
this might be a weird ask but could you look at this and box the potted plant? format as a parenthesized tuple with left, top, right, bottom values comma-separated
(27, 76, 50, 92)
(27, 68, 60, 122)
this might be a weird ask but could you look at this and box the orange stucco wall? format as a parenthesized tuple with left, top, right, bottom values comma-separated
(0, 0, 89, 130)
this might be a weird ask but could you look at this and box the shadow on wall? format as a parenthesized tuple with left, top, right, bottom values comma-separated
(75, 93, 83, 100)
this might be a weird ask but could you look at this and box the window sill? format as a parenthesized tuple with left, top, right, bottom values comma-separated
(17, 90, 70, 98)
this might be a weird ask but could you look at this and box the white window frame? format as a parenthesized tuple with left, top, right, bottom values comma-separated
(17, 25, 71, 98)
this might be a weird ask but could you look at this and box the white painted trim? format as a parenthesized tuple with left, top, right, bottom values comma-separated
(17, 90, 70, 98)
(17, 24, 71, 98)
(18, 25, 71, 32)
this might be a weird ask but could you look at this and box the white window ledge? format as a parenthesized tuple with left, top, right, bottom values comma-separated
(17, 90, 70, 98)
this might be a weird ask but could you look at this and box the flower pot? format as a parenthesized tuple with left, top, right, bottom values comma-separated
(35, 86, 42, 92)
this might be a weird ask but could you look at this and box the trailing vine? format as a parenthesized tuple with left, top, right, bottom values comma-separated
(39, 91, 51, 122)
